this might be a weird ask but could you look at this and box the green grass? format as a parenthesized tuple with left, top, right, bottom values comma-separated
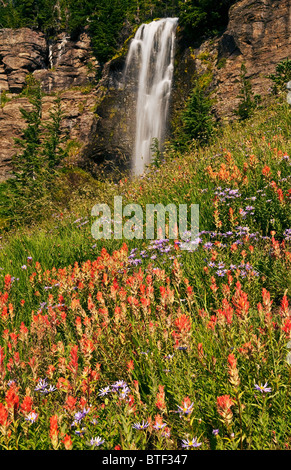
(0, 97, 290, 450)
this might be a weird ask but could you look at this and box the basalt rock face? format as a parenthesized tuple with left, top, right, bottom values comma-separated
(208, 0, 291, 118)
(80, 56, 136, 176)
(0, 28, 47, 93)
(0, 28, 99, 181)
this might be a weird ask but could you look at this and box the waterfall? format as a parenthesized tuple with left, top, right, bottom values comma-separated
(57, 34, 69, 65)
(48, 44, 54, 69)
(124, 18, 178, 176)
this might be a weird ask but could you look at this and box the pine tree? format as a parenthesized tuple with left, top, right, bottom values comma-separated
(181, 83, 214, 144)
(12, 75, 44, 185)
(42, 96, 68, 169)
(235, 63, 260, 120)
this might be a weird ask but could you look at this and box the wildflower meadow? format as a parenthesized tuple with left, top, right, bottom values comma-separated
(0, 98, 290, 452)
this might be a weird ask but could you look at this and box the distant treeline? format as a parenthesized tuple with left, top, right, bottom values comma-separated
(0, 0, 235, 63)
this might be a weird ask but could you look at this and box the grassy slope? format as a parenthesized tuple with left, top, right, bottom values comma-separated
(0, 97, 290, 450)
(1, 98, 290, 304)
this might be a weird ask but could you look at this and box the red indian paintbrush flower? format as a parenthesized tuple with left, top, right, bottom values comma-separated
(5, 384, 19, 414)
(227, 354, 240, 388)
(155, 385, 166, 411)
(50, 414, 59, 449)
(216, 395, 234, 426)
(0, 403, 8, 427)
(63, 434, 73, 450)
(20, 396, 33, 414)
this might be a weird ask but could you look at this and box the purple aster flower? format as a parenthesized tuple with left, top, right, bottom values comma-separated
(25, 412, 38, 423)
(74, 411, 85, 422)
(89, 436, 105, 447)
(34, 378, 49, 393)
(165, 354, 174, 360)
(216, 270, 226, 277)
(112, 380, 128, 391)
(153, 421, 167, 430)
(212, 429, 219, 436)
(177, 400, 194, 416)
(132, 421, 149, 430)
(254, 382, 272, 393)
(119, 386, 130, 399)
(98, 386, 111, 397)
(181, 437, 202, 448)
(204, 242, 213, 249)
(75, 427, 86, 436)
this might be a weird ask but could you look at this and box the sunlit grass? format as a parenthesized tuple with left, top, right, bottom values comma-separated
(0, 98, 290, 449)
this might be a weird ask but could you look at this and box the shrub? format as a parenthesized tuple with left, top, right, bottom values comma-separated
(268, 58, 291, 95)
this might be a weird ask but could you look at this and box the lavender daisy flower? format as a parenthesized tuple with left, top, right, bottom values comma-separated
(75, 427, 86, 436)
(204, 242, 213, 249)
(216, 269, 226, 277)
(181, 437, 202, 449)
(153, 421, 167, 430)
(254, 382, 272, 393)
(119, 386, 130, 399)
(89, 436, 105, 447)
(132, 421, 149, 430)
(177, 400, 194, 416)
(98, 386, 111, 397)
(34, 378, 49, 393)
(7, 380, 16, 387)
(74, 411, 85, 422)
(81, 407, 91, 416)
(111, 380, 128, 391)
(25, 412, 38, 423)
(212, 429, 219, 436)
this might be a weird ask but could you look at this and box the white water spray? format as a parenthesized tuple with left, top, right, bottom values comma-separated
(124, 18, 178, 176)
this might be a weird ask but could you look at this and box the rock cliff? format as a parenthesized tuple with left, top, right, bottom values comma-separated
(0, 28, 98, 181)
(0, 0, 290, 180)
(214, 0, 291, 117)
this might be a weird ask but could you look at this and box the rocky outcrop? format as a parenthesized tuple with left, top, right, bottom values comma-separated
(0, 28, 47, 93)
(209, 0, 291, 117)
(0, 28, 99, 181)
(81, 57, 137, 175)
(34, 32, 99, 93)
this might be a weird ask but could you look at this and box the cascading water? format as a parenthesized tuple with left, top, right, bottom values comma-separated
(124, 18, 178, 176)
